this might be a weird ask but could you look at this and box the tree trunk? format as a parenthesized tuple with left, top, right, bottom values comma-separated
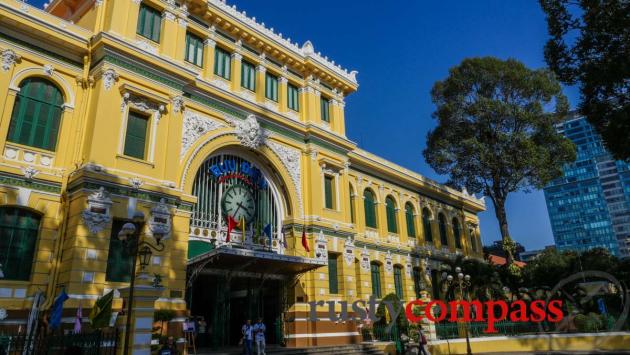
(493, 199, 515, 266)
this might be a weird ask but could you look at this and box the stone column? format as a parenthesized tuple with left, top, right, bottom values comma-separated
(231, 52, 242, 92)
(117, 279, 164, 355)
(278, 76, 288, 113)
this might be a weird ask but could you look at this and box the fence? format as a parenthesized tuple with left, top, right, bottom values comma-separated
(0, 329, 119, 355)
(434, 320, 540, 340)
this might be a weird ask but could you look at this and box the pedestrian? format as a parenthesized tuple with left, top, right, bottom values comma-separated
(253, 317, 266, 355)
(158, 336, 179, 355)
(417, 325, 429, 355)
(241, 319, 253, 355)
(197, 316, 207, 347)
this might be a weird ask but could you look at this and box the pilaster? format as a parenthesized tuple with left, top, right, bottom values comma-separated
(174, 17, 188, 63)
(231, 52, 243, 92)
(255, 64, 266, 103)
(117, 284, 164, 355)
(202, 38, 216, 80)
(278, 76, 288, 113)
(160, 11, 178, 59)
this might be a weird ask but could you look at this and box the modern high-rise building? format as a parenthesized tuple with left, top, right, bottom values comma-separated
(543, 115, 630, 257)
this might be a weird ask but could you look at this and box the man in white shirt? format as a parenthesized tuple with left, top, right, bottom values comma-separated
(252, 317, 266, 355)
(241, 319, 253, 355)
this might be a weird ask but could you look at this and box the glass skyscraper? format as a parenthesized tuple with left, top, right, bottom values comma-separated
(543, 115, 630, 257)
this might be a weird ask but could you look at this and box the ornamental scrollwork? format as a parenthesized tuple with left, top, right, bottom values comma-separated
(343, 238, 355, 266)
(181, 111, 226, 159)
(233, 114, 267, 150)
(1, 49, 21, 72)
(360, 246, 370, 272)
(149, 198, 172, 240)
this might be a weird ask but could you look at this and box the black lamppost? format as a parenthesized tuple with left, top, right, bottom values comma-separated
(444, 266, 472, 355)
(118, 211, 166, 355)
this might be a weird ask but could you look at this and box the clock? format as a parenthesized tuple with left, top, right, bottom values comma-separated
(221, 185, 256, 223)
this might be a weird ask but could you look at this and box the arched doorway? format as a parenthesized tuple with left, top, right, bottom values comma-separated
(186, 149, 323, 349)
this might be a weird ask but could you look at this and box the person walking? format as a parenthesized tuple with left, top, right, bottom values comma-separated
(241, 319, 253, 355)
(417, 324, 429, 355)
(253, 317, 266, 355)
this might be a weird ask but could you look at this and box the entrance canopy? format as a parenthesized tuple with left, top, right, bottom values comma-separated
(188, 246, 326, 280)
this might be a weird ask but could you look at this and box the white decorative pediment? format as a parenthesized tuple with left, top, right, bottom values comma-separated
(81, 187, 113, 234)
(149, 198, 172, 240)
(181, 111, 226, 159)
(360, 246, 370, 272)
(385, 250, 393, 274)
(343, 238, 355, 266)
(314, 230, 328, 262)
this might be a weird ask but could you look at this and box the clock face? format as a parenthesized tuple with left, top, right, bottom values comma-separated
(221, 185, 256, 223)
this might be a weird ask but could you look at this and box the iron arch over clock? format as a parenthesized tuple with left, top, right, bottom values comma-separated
(190, 153, 283, 250)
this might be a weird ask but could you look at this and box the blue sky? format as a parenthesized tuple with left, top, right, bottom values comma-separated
(32, 0, 579, 250)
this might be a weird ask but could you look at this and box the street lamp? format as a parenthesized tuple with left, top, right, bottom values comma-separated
(444, 266, 473, 355)
(119, 211, 166, 355)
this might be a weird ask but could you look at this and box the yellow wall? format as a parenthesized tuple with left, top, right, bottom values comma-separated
(0, 0, 485, 343)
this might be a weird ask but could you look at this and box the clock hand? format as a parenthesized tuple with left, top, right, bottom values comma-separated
(233, 204, 243, 217)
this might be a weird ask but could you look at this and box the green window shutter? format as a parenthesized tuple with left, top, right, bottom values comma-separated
(413, 268, 421, 298)
(265, 73, 278, 101)
(241, 61, 256, 91)
(364, 190, 377, 228)
(328, 254, 338, 294)
(371, 263, 381, 298)
(349, 187, 356, 223)
(214, 48, 231, 79)
(394, 266, 403, 299)
(137, 4, 161, 42)
(324, 175, 334, 209)
(287, 84, 299, 111)
(406, 204, 416, 237)
(320, 97, 330, 122)
(185, 32, 204, 67)
(422, 209, 433, 242)
(0, 207, 40, 281)
(439, 214, 448, 246)
(7, 78, 63, 151)
(123, 111, 148, 160)
(453, 219, 462, 249)
(386, 197, 397, 233)
(106, 220, 133, 282)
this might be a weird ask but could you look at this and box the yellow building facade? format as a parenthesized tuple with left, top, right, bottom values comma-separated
(0, 0, 485, 350)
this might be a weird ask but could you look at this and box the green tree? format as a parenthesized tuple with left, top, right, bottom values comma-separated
(539, 0, 630, 160)
(423, 57, 576, 266)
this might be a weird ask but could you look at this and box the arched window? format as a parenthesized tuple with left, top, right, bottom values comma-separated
(453, 218, 462, 249)
(0, 207, 41, 281)
(438, 213, 449, 247)
(370, 262, 382, 298)
(349, 184, 356, 224)
(394, 265, 404, 299)
(8, 78, 64, 151)
(363, 189, 377, 228)
(422, 208, 433, 242)
(405, 203, 416, 238)
(386, 196, 397, 233)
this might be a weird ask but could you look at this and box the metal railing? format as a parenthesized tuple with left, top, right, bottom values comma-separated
(0, 329, 119, 355)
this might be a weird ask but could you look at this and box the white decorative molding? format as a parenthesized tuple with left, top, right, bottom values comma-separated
(205, 1, 357, 84)
(129, 177, 143, 191)
(210, 78, 231, 91)
(102, 69, 119, 91)
(385, 251, 393, 274)
(177, 18, 188, 28)
(1, 49, 21, 72)
(21, 166, 39, 180)
(238, 90, 255, 103)
(204, 38, 217, 48)
(314, 230, 328, 262)
(121, 92, 165, 119)
(360, 246, 370, 272)
(162, 11, 176, 21)
(149, 198, 172, 240)
(81, 187, 112, 234)
(266, 140, 303, 216)
(232, 114, 267, 149)
(343, 238, 355, 266)
(285, 110, 299, 121)
(180, 110, 226, 159)
(405, 254, 412, 277)
(131, 0, 142, 4)
(171, 95, 185, 113)
(263, 100, 278, 112)
(231, 52, 242, 61)
(43, 64, 54, 77)
(135, 40, 158, 55)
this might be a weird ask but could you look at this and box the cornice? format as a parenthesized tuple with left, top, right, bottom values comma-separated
(204, 0, 358, 89)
